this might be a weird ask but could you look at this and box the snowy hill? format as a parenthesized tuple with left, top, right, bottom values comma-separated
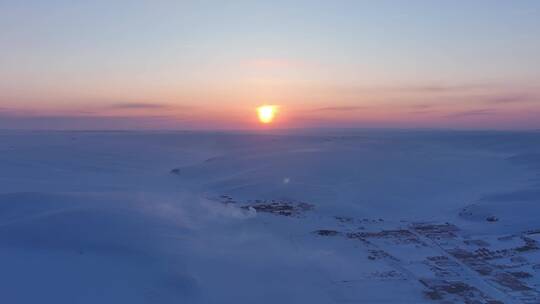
(0, 130, 539, 303)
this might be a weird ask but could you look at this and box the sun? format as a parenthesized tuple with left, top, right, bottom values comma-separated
(257, 105, 278, 124)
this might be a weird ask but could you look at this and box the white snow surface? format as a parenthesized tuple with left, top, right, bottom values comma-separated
(1, 129, 539, 303)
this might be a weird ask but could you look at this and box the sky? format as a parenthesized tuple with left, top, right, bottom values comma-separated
(1, 0, 539, 130)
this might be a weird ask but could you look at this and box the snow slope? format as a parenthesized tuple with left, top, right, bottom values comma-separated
(0, 129, 539, 303)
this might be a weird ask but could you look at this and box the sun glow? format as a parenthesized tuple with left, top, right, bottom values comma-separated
(257, 105, 278, 124)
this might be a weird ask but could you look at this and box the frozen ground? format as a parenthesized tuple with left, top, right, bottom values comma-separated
(0, 129, 539, 303)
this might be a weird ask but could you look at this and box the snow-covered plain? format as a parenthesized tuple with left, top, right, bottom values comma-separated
(1, 129, 539, 303)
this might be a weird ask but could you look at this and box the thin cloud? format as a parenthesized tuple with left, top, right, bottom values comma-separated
(406, 104, 439, 115)
(408, 104, 434, 109)
(444, 109, 496, 118)
(483, 94, 532, 104)
(388, 84, 489, 93)
(410, 109, 439, 115)
(109, 102, 168, 109)
(312, 83, 489, 97)
(0, 113, 189, 130)
(312, 106, 368, 112)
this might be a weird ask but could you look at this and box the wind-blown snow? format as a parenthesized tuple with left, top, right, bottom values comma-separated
(0, 129, 539, 303)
